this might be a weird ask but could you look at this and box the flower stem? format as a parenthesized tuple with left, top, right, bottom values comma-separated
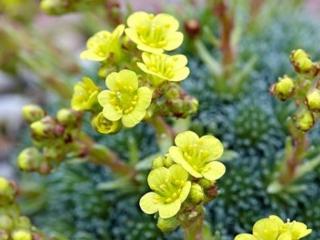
(181, 206, 204, 240)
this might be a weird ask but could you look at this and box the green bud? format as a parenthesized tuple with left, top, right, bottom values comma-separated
(40, 0, 72, 15)
(306, 89, 320, 112)
(291, 49, 314, 73)
(272, 76, 295, 100)
(0, 177, 15, 205)
(164, 83, 181, 99)
(294, 110, 314, 132)
(0, 230, 9, 240)
(30, 116, 62, 139)
(189, 183, 204, 204)
(163, 155, 174, 168)
(0, 214, 13, 231)
(22, 105, 45, 123)
(17, 147, 42, 172)
(152, 156, 164, 169)
(91, 113, 121, 134)
(198, 178, 214, 189)
(11, 230, 32, 240)
(157, 216, 180, 233)
(14, 216, 31, 230)
(56, 108, 79, 126)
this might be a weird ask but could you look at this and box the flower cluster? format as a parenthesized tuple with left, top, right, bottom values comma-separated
(235, 215, 312, 240)
(271, 49, 320, 131)
(17, 105, 83, 174)
(140, 131, 225, 232)
(0, 177, 48, 240)
(73, 11, 197, 134)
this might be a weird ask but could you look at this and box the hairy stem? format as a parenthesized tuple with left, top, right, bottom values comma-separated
(181, 206, 204, 240)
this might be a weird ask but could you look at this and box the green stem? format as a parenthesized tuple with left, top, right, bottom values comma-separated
(181, 207, 204, 240)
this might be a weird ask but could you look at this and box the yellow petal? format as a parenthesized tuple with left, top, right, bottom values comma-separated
(122, 109, 145, 128)
(175, 131, 199, 148)
(127, 11, 152, 28)
(138, 44, 164, 54)
(147, 167, 169, 191)
(80, 50, 106, 61)
(199, 135, 224, 161)
(234, 233, 257, 240)
(169, 146, 202, 178)
(158, 199, 181, 219)
(139, 192, 161, 215)
(289, 221, 312, 239)
(253, 218, 280, 240)
(136, 87, 153, 110)
(106, 70, 138, 91)
(154, 13, 179, 32)
(97, 90, 113, 106)
(278, 232, 293, 240)
(178, 181, 191, 203)
(168, 164, 189, 184)
(112, 24, 125, 38)
(164, 32, 183, 51)
(201, 161, 226, 181)
(102, 105, 122, 121)
(172, 54, 188, 68)
(171, 67, 190, 82)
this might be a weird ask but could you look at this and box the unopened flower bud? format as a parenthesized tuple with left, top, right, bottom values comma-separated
(11, 230, 32, 240)
(56, 108, 79, 126)
(17, 148, 42, 172)
(164, 83, 181, 99)
(91, 113, 121, 134)
(157, 216, 179, 233)
(152, 156, 164, 169)
(0, 215, 13, 231)
(291, 49, 314, 73)
(306, 89, 320, 112)
(271, 76, 295, 100)
(40, 0, 72, 15)
(294, 110, 314, 132)
(15, 216, 31, 229)
(30, 116, 62, 139)
(0, 177, 15, 205)
(189, 183, 204, 204)
(198, 178, 214, 189)
(22, 105, 45, 123)
(163, 155, 174, 168)
(184, 19, 201, 39)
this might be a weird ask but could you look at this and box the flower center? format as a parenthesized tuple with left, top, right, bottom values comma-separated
(110, 91, 138, 114)
(182, 144, 210, 170)
(138, 24, 167, 48)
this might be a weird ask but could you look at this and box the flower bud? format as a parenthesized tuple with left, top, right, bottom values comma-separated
(184, 19, 201, 39)
(15, 216, 31, 230)
(56, 108, 79, 126)
(0, 214, 13, 231)
(17, 148, 42, 172)
(290, 49, 314, 73)
(152, 156, 164, 169)
(271, 76, 295, 100)
(306, 89, 320, 112)
(189, 183, 204, 204)
(163, 155, 174, 168)
(11, 230, 32, 240)
(157, 216, 180, 233)
(22, 105, 45, 123)
(91, 113, 121, 134)
(0, 178, 15, 206)
(30, 116, 62, 139)
(198, 178, 214, 189)
(294, 109, 314, 132)
(40, 0, 72, 15)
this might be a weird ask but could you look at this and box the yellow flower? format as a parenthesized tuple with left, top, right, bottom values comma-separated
(91, 112, 121, 134)
(125, 12, 183, 54)
(139, 164, 191, 219)
(80, 24, 125, 61)
(71, 77, 100, 111)
(137, 52, 190, 86)
(168, 131, 225, 181)
(98, 70, 153, 128)
(234, 215, 312, 240)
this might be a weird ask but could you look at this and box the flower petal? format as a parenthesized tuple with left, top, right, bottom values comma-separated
(136, 87, 153, 110)
(171, 67, 190, 82)
(169, 146, 202, 178)
(164, 32, 183, 51)
(178, 181, 191, 203)
(201, 161, 226, 181)
(199, 135, 224, 161)
(139, 192, 161, 215)
(127, 11, 152, 28)
(147, 167, 169, 192)
(168, 164, 189, 185)
(158, 199, 181, 219)
(174, 131, 199, 148)
(122, 109, 145, 128)
(102, 105, 122, 121)
(234, 234, 257, 240)
(253, 218, 280, 240)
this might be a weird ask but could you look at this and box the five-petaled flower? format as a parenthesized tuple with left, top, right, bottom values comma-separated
(235, 215, 312, 240)
(71, 77, 100, 111)
(169, 131, 225, 181)
(80, 24, 125, 61)
(137, 52, 190, 86)
(139, 164, 191, 219)
(98, 69, 153, 128)
(125, 11, 183, 54)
